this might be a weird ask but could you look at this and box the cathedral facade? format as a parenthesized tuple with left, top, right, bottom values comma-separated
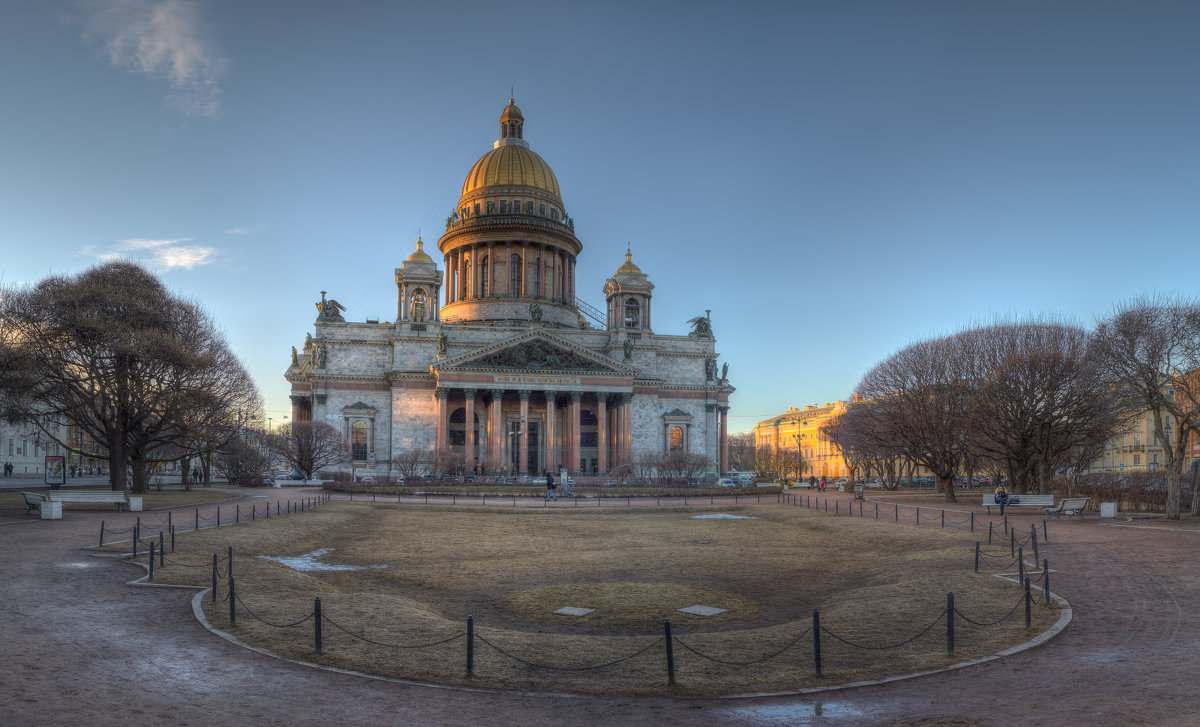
(286, 100, 733, 477)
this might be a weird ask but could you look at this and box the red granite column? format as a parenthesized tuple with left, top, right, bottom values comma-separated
(596, 393, 608, 474)
(544, 390, 558, 471)
(464, 389, 476, 472)
(519, 390, 530, 474)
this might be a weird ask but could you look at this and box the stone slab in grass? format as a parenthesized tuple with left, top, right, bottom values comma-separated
(554, 606, 595, 616)
(678, 605, 728, 616)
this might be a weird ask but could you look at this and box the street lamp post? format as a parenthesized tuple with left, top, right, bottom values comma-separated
(792, 431, 805, 483)
(509, 428, 523, 475)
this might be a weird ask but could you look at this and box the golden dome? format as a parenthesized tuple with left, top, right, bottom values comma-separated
(461, 144, 561, 200)
(615, 247, 642, 275)
(405, 235, 433, 263)
(500, 98, 523, 123)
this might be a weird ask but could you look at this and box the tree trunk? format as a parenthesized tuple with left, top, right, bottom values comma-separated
(937, 474, 958, 503)
(181, 456, 191, 488)
(108, 432, 126, 492)
(129, 453, 149, 494)
(201, 453, 211, 486)
(1190, 461, 1199, 516)
(1038, 457, 1052, 495)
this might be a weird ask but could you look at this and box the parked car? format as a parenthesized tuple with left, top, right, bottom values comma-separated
(358, 474, 375, 483)
(717, 478, 737, 487)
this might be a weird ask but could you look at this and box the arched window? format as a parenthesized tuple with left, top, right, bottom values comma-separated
(480, 255, 489, 297)
(410, 289, 428, 321)
(463, 254, 471, 299)
(351, 420, 368, 461)
(532, 257, 540, 297)
(624, 298, 640, 328)
(669, 426, 684, 452)
(510, 254, 522, 295)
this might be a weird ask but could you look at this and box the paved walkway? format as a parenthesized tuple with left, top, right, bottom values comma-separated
(2, 488, 1198, 726)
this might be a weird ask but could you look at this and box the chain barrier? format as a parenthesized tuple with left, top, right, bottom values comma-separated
(232, 591, 315, 628)
(976, 551, 1022, 569)
(821, 611, 945, 650)
(322, 615, 466, 649)
(953, 592, 1026, 626)
(161, 555, 210, 568)
(102, 525, 135, 535)
(673, 627, 812, 666)
(475, 633, 664, 671)
(943, 513, 973, 527)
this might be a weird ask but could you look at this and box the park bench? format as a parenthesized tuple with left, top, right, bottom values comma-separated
(46, 490, 129, 511)
(23, 491, 49, 513)
(981, 493, 1054, 515)
(1044, 496, 1091, 521)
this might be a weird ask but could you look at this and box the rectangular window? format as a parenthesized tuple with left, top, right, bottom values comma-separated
(486, 201, 495, 214)
(474, 203, 481, 216)
(1133, 455, 1140, 465)
(551, 208, 559, 221)
(525, 201, 534, 214)
(539, 203, 546, 216)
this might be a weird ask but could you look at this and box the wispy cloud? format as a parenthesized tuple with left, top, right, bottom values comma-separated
(224, 225, 265, 235)
(73, 0, 228, 117)
(79, 237, 221, 271)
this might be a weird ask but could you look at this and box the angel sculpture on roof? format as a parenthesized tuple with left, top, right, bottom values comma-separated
(687, 310, 714, 339)
(315, 290, 347, 323)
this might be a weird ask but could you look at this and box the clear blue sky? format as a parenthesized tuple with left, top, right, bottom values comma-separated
(2, 1, 1197, 433)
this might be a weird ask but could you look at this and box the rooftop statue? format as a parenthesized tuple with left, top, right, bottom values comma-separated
(687, 310, 714, 339)
(315, 290, 347, 323)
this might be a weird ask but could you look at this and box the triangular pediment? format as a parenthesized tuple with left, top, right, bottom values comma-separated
(436, 331, 637, 376)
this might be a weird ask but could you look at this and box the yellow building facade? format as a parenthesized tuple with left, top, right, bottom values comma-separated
(752, 402, 850, 479)
(1088, 411, 1174, 474)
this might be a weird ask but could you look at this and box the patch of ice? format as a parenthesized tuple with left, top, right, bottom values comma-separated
(691, 514, 758, 519)
(678, 605, 728, 616)
(554, 606, 595, 616)
(256, 547, 388, 572)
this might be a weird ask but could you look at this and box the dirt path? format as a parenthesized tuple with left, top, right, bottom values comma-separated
(2, 488, 1198, 726)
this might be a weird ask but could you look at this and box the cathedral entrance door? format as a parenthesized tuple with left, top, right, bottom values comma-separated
(508, 418, 542, 475)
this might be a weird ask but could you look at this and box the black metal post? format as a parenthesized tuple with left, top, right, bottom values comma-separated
(252, 505, 255, 521)
(148, 542, 154, 580)
(947, 591, 955, 653)
(1031, 524, 1039, 562)
(99, 520, 105, 548)
(236, 504, 240, 524)
(664, 619, 676, 686)
(974, 542, 980, 573)
(1004, 514, 1009, 535)
(812, 609, 822, 677)
(1024, 577, 1032, 627)
(168, 510, 172, 532)
(1018, 546, 1024, 582)
(466, 615, 474, 676)
(315, 597, 323, 654)
(970, 512, 975, 533)
(989, 521, 993, 545)
(1010, 530, 1015, 557)
(212, 553, 217, 602)
(1043, 558, 1050, 604)
(217, 506, 221, 527)
(835, 501, 838, 516)
(159, 531, 164, 567)
(941, 510, 945, 529)
(133, 531, 138, 560)
(171, 525, 175, 552)
(195, 507, 199, 531)
(229, 575, 236, 626)
(1042, 517, 1049, 543)
(894, 504, 898, 522)
(228, 545, 233, 577)
(916, 507, 920, 527)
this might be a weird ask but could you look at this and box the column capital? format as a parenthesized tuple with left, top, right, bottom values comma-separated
(706, 403, 716, 412)
(464, 388, 477, 399)
(620, 392, 634, 405)
(543, 389, 558, 403)
(519, 389, 531, 401)
(718, 405, 730, 414)
(570, 391, 584, 403)
(435, 387, 449, 399)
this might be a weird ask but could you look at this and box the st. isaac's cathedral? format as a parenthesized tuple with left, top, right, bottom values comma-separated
(286, 99, 733, 478)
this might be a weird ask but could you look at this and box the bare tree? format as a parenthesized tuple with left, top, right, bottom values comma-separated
(656, 451, 711, 483)
(271, 421, 348, 480)
(727, 432, 756, 472)
(0, 262, 261, 493)
(391, 449, 430, 479)
(964, 321, 1127, 495)
(854, 334, 976, 503)
(1091, 297, 1200, 519)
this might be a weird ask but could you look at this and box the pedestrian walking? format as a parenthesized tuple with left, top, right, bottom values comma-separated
(819, 477, 826, 491)
(545, 471, 557, 501)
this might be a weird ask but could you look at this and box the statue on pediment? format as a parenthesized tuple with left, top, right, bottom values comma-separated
(291, 346, 299, 367)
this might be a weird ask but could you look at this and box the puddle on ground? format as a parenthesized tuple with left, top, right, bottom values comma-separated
(691, 514, 759, 520)
(256, 547, 388, 572)
(715, 701, 866, 724)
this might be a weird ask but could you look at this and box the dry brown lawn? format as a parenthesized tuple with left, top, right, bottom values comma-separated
(136, 501, 1060, 696)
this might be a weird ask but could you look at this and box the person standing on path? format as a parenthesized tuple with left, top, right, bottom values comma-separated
(545, 471, 557, 501)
